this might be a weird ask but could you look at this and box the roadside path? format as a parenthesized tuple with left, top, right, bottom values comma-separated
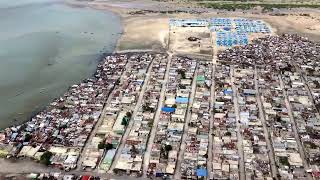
(143, 53, 172, 177)
(230, 66, 245, 180)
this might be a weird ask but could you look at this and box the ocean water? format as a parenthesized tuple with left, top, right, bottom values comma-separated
(0, 0, 122, 129)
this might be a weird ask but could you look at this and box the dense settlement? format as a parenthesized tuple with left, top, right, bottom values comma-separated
(0, 18, 320, 180)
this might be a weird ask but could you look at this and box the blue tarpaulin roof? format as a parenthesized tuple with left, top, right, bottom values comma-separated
(196, 168, 207, 177)
(224, 89, 233, 94)
(175, 97, 189, 104)
(161, 107, 175, 113)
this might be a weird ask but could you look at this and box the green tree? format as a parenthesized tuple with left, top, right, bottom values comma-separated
(105, 143, 113, 150)
(115, 79, 120, 85)
(164, 144, 172, 152)
(121, 117, 129, 126)
(98, 142, 105, 149)
(24, 134, 32, 142)
(40, 151, 53, 166)
(177, 69, 186, 79)
(98, 142, 113, 150)
(225, 131, 232, 136)
(279, 156, 290, 166)
(126, 112, 132, 118)
(148, 120, 154, 128)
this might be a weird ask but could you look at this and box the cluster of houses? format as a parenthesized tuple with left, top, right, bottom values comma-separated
(5, 173, 101, 180)
(233, 67, 272, 179)
(211, 64, 240, 179)
(146, 56, 197, 177)
(258, 65, 306, 179)
(279, 35, 320, 178)
(79, 53, 153, 171)
(112, 54, 168, 174)
(0, 54, 129, 170)
(282, 70, 320, 174)
(217, 34, 320, 178)
(180, 62, 212, 179)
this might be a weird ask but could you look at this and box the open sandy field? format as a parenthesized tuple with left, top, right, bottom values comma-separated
(169, 26, 212, 56)
(117, 12, 320, 52)
(66, 0, 320, 52)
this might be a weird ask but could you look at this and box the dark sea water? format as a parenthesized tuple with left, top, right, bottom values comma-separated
(0, 0, 122, 129)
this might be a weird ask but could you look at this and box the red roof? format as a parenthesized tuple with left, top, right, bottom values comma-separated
(82, 175, 91, 180)
(313, 171, 320, 177)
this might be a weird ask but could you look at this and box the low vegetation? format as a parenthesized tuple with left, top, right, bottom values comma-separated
(198, 2, 320, 11)
(98, 142, 114, 150)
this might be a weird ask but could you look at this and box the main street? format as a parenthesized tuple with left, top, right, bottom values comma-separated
(142, 53, 172, 177)
(279, 75, 313, 180)
(207, 63, 216, 177)
(109, 59, 155, 172)
(230, 66, 245, 180)
(254, 66, 279, 179)
(173, 64, 198, 180)
(76, 60, 130, 171)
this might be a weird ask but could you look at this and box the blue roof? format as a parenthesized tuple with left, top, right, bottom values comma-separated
(224, 89, 233, 94)
(196, 168, 207, 177)
(161, 107, 175, 113)
(175, 97, 189, 104)
(223, 27, 231, 31)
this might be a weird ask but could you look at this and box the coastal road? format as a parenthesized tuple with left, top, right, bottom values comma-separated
(279, 75, 313, 180)
(230, 66, 246, 180)
(173, 64, 198, 180)
(0, 159, 145, 180)
(254, 66, 279, 179)
(143, 53, 172, 177)
(109, 58, 154, 172)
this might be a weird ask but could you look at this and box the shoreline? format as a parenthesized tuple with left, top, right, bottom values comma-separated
(2, 0, 320, 130)
(1, 0, 320, 130)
